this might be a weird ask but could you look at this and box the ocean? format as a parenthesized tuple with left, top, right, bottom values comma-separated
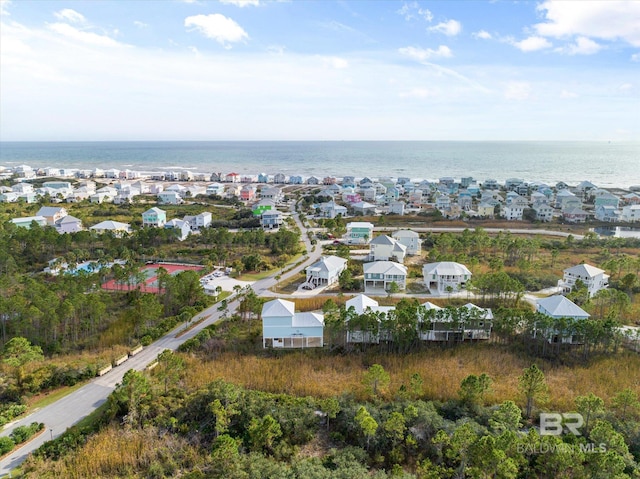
(0, 141, 638, 189)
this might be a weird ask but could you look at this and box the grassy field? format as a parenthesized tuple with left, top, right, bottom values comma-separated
(183, 343, 640, 413)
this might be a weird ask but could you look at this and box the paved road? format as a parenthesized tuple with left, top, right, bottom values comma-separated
(0, 204, 320, 477)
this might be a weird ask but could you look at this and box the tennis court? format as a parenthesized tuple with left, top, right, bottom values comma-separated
(102, 263, 204, 293)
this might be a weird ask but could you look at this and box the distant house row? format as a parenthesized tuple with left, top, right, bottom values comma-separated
(260, 294, 494, 349)
(312, 177, 640, 223)
(261, 291, 625, 350)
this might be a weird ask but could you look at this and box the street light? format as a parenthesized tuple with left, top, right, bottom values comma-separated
(49, 428, 53, 441)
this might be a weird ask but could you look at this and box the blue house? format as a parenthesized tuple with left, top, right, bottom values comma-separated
(289, 175, 303, 185)
(262, 299, 324, 348)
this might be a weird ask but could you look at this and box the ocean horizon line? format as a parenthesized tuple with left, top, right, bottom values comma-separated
(2, 139, 638, 144)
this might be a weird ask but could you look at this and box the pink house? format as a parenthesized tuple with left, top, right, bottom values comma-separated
(344, 193, 362, 204)
(240, 185, 256, 202)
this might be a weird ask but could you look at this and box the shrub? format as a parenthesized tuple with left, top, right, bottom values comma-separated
(10, 422, 43, 444)
(0, 436, 15, 455)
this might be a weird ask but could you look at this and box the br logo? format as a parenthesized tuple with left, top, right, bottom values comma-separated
(540, 413, 584, 436)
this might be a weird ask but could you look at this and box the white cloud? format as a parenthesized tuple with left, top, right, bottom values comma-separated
(1, 0, 11, 16)
(399, 45, 452, 61)
(397, 2, 432, 22)
(184, 13, 248, 47)
(133, 20, 149, 29)
(54, 9, 86, 24)
(321, 56, 349, 69)
(560, 89, 578, 99)
(566, 36, 602, 55)
(632, 53, 640, 62)
(618, 83, 633, 92)
(535, 1, 640, 47)
(1, 14, 638, 142)
(504, 82, 531, 100)
(512, 36, 552, 52)
(47, 22, 123, 47)
(428, 19, 461, 36)
(219, 0, 260, 6)
(474, 30, 492, 40)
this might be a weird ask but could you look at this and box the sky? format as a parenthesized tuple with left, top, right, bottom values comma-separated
(0, 0, 639, 141)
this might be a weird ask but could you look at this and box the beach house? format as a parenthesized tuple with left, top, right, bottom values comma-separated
(158, 191, 183, 205)
(344, 294, 394, 344)
(183, 212, 212, 230)
(363, 261, 407, 291)
(90, 220, 131, 236)
(261, 210, 283, 230)
(142, 207, 167, 228)
(392, 230, 421, 255)
(55, 215, 83, 234)
(369, 235, 407, 263)
(534, 295, 590, 344)
(345, 222, 374, 244)
(165, 219, 191, 241)
(10, 216, 48, 229)
(559, 263, 609, 298)
(423, 261, 472, 295)
(620, 205, 640, 223)
(262, 299, 324, 348)
(419, 302, 493, 341)
(36, 206, 68, 226)
(304, 255, 348, 288)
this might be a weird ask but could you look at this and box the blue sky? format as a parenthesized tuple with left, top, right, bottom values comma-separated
(1, 0, 638, 141)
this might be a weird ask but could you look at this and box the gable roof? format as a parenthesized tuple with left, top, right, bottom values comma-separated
(346, 294, 379, 314)
(461, 303, 494, 320)
(144, 207, 165, 215)
(363, 261, 407, 276)
(261, 298, 295, 317)
(421, 301, 442, 311)
(55, 215, 81, 225)
(537, 295, 590, 319)
(370, 235, 396, 246)
(423, 262, 471, 277)
(564, 263, 605, 278)
(292, 312, 324, 327)
(36, 206, 65, 216)
(307, 255, 347, 273)
(90, 220, 130, 230)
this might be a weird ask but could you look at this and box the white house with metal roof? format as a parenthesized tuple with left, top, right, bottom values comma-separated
(363, 261, 407, 291)
(261, 299, 324, 348)
(535, 295, 590, 344)
(391, 230, 421, 255)
(344, 294, 394, 344)
(369, 235, 407, 263)
(90, 220, 131, 236)
(304, 255, 348, 288)
(559, 263, 609, 298)
(422, 261, 472, 295)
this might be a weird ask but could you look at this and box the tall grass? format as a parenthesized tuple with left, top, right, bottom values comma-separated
(24, 426, 201, 478)
(183, 345, 640, 412)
